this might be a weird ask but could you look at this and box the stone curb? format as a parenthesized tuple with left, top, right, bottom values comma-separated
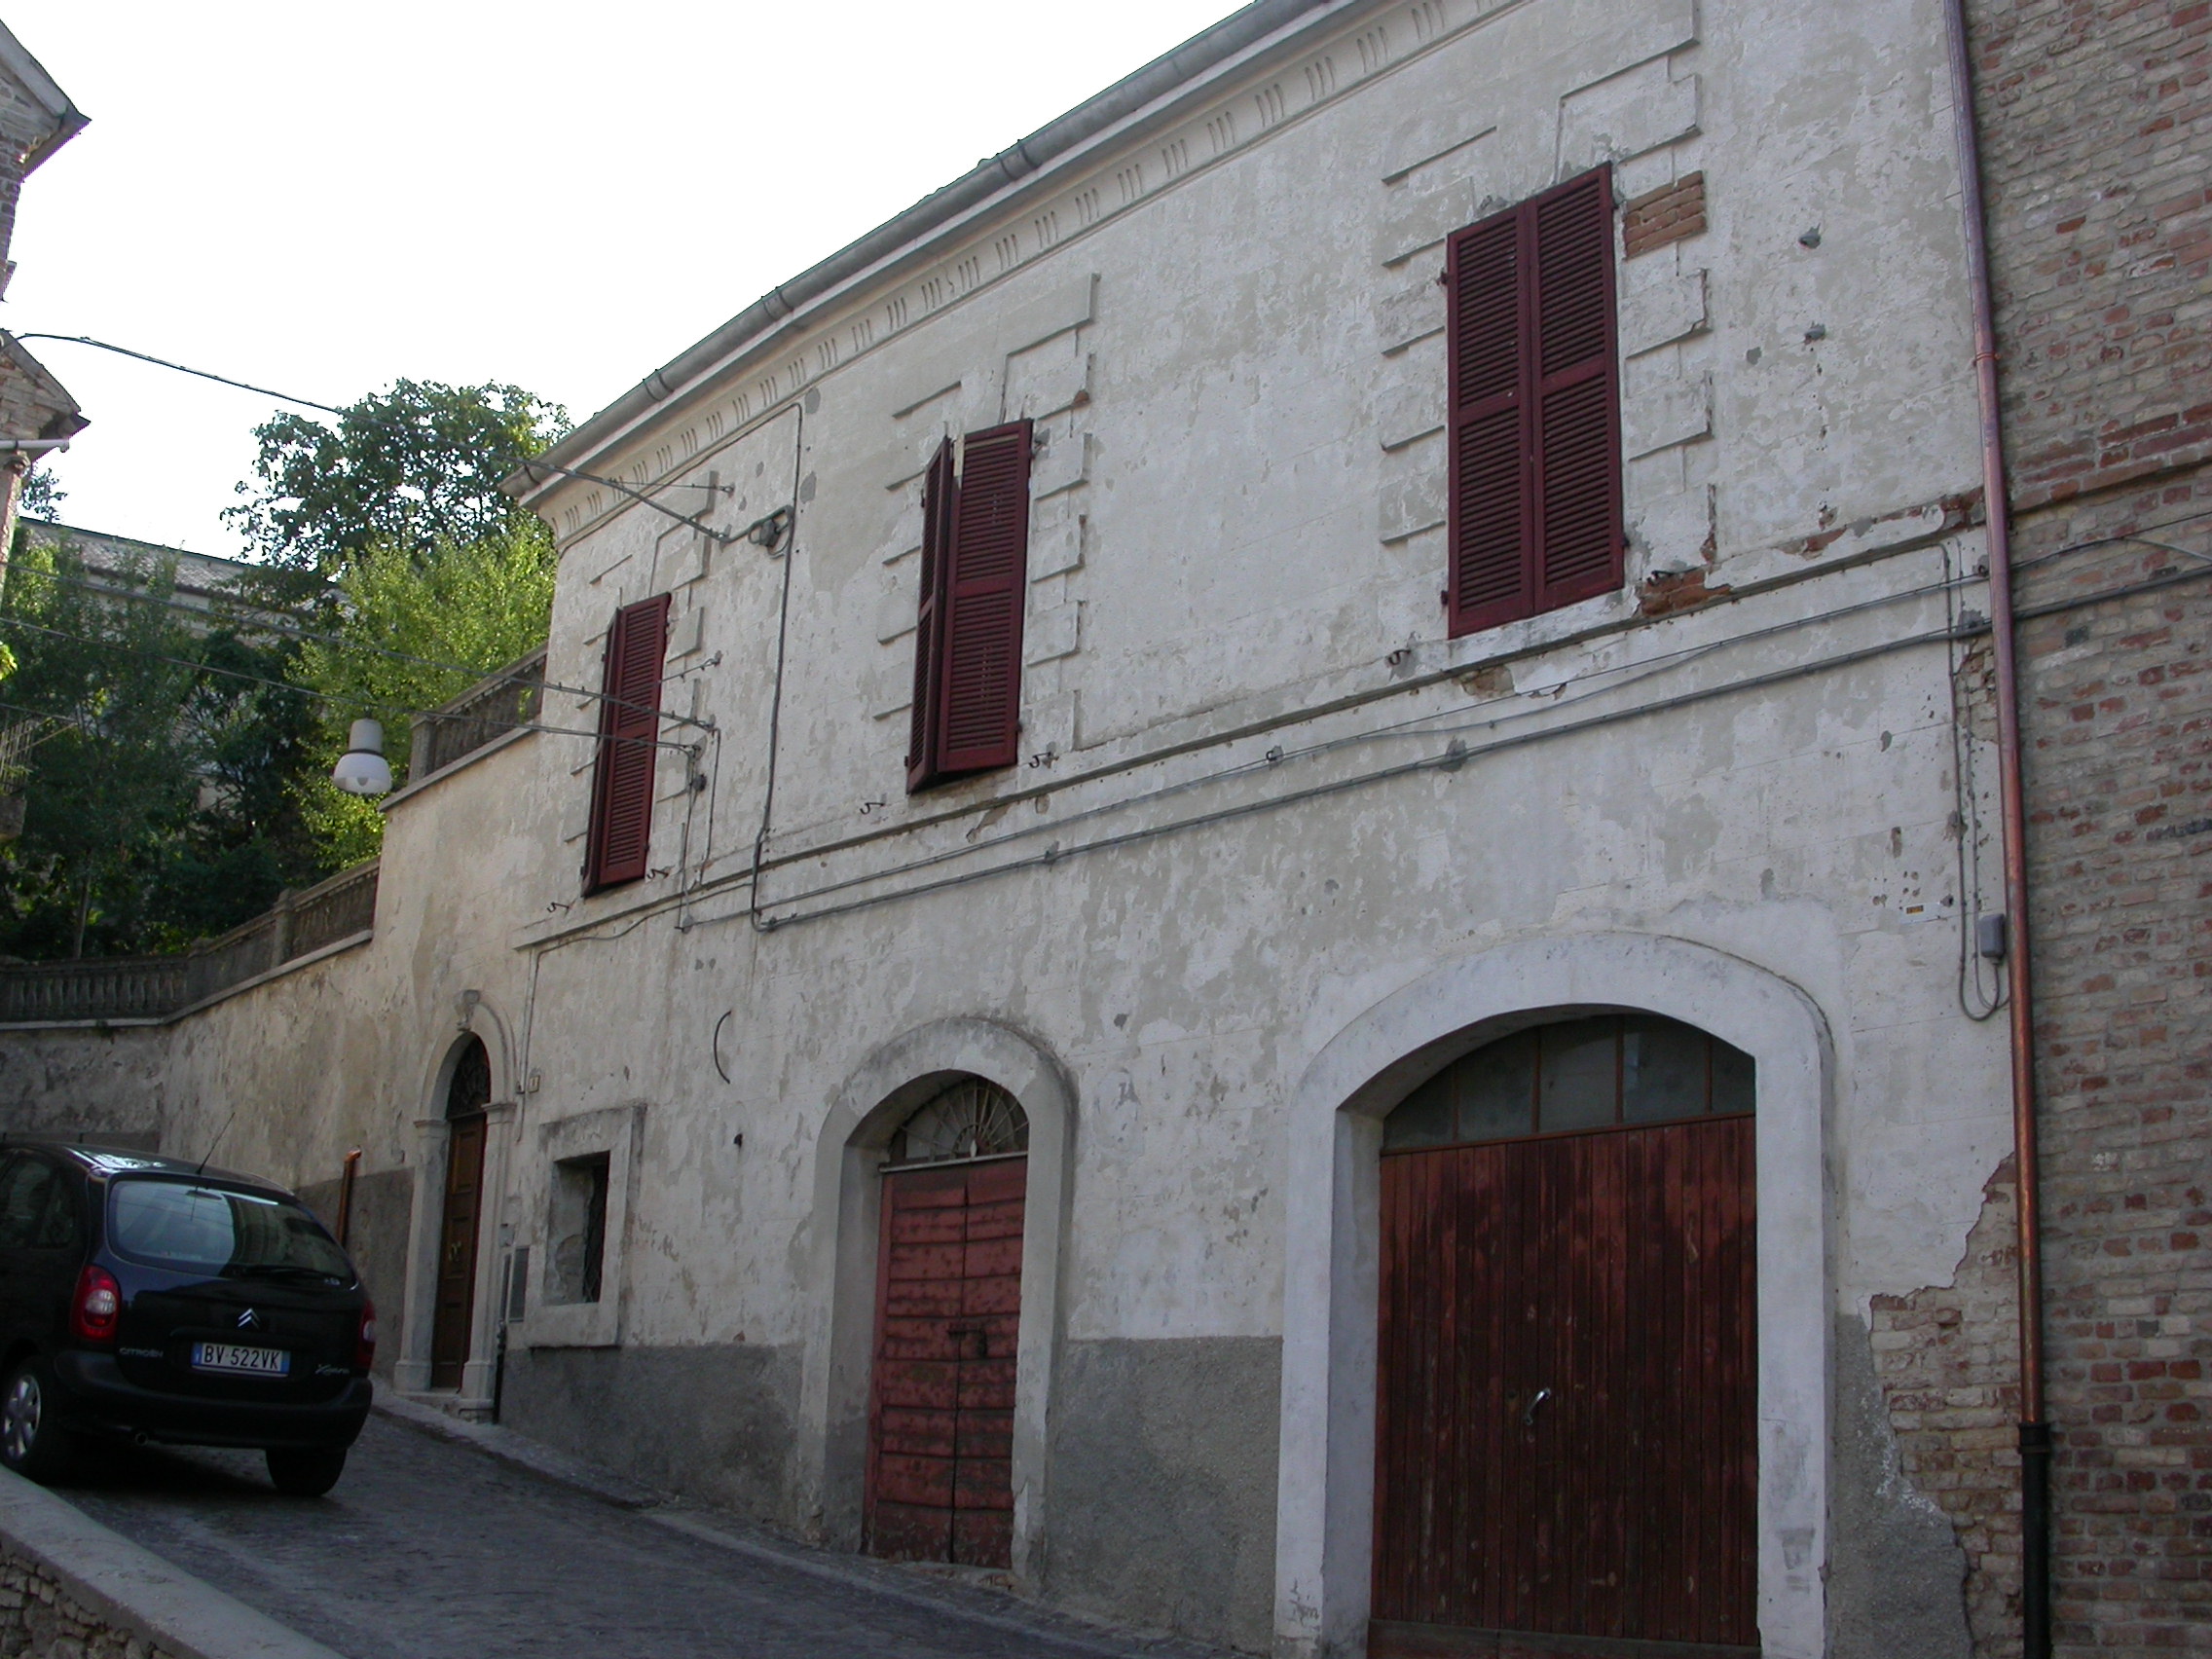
(0, 1466, 343, 1659)
(370, 1395, 659, 1509)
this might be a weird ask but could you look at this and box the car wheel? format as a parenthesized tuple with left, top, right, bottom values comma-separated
(0, 1359, 74, 1484)
(266, 1445, 347, 1497)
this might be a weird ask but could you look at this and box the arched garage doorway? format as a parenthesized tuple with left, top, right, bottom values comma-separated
(865, 1077, 1030, 1567)
(1370, 1013, 1757, 1655)
(1270, 935, 1832, 1659)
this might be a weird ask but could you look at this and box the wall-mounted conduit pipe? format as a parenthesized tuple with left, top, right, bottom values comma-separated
(1942, 3, 2050, 1653)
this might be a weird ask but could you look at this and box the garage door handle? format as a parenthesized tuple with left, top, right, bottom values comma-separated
(1523, 1387, 1552, 1428)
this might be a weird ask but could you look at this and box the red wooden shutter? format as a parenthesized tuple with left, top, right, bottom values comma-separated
(932, 421, 1030, 778)
(1530, 170, 1622, 611)
(906, 439, 956, 793)
(584, 593, 670, 892)
(1447, 211, 1531, 634)
(1447, 166, 1620, 637)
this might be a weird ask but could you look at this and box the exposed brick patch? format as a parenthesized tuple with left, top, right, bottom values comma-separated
(1636, 566, 1729, 617)
(1621, 171, 1706, 258)
(1871, 1161, 2027, 1659)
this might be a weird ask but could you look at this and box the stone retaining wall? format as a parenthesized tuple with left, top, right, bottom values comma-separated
(0, 1469, 339, 1659)
(0, 1549, 183, 1659)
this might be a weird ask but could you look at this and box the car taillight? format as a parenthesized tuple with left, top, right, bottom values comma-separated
(355, 1300, 377, 1372)
(71, 1264, 121, 1346)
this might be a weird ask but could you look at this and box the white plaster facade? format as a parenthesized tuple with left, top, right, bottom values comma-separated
(0, 2, 2020, 1653)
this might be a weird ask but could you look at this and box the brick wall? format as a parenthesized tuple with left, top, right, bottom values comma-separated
(2013, 477, 2212, 1652)
(1871, 3, 2212, 1653)
(1973, 0, 2212, 513)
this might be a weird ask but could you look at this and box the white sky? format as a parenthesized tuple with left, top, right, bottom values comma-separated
(7, 0, 1235, 556)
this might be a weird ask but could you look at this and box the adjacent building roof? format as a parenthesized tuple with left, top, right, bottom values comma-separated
(0, 20, 86, 175)
(0, 334, 85, 445)
(17, 520, 309, 621)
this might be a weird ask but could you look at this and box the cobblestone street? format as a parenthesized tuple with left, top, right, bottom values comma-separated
(53, 1413, 1227, 1659)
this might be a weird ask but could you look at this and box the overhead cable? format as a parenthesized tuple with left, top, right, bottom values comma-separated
(6, 563, 701, 730)
(0, 615, 695, 756)
(10, 334, 346, 416)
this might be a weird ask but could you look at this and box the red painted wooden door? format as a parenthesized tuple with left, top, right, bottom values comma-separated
(430, 1112, 487, 1390)
(866, 1156, 1025, 1567)
(1372, 1117, 1756, 1656)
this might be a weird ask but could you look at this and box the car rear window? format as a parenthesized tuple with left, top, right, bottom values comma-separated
(107, 1179, 353, 1282)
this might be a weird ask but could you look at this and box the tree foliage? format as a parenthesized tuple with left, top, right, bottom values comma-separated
(0, 535, 319, 959)
(292, 519, 560, 867)
(17, 464, 62, 522)
(225, 380, 567, 574)
(0, 374, 569, 956)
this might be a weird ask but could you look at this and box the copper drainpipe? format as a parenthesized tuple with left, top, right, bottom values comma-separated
(1942, 2, 2050, 1653)
(334, 1148, 363, 1248)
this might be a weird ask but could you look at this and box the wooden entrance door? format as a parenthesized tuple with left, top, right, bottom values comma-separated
(866, 1156, 1026, 1567)
(429, 1111, 487, 1390)
(1373, 1115, 1757, 1656)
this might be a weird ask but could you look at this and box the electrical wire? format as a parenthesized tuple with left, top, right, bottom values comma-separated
(739, 407, 805, 934)
(7, 562, 706, 732)
(9, 334, 346, 415)
(732, 501, 2212, 901)
(717, 620, 1987, 934)
(710, 547, 2212, 937)
(718, 562, 1982, 920)
(706, 571, 1976, 931)
(508, 457, 736, 543)
(2009, 502, 2212, 571)
(0, 614, 697, 757)
(1945, 531, 2006, 1022)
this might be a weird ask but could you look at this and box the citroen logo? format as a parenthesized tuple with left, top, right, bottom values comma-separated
(237, 1308, 262, 1331)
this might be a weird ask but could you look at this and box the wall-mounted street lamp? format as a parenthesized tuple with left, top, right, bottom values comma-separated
(330, 719, 392, 796)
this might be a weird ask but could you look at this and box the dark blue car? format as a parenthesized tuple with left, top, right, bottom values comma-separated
(0, 1143, 374, 1495)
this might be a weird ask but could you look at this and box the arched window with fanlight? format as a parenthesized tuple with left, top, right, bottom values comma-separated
(1371, 1012, 1758, 1653)
(1382, 1012, 1753, 1152)
(887, 1077, 1030, 1167)
(866, 1075, 1030, 1573)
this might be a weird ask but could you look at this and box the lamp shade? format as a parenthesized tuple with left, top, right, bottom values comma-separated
(331, 719, 393, 796)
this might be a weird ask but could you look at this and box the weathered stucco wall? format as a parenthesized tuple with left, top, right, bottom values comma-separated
(0, 0, 2037, 1653)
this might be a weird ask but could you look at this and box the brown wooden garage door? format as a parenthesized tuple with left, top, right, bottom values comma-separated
(1372, 1014, 1758, 1658)
(866, 1155, 1026, 1567)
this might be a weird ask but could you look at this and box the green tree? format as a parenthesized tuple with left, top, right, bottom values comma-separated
(225, 380, 567, 575)
(292, 519, 560, 867)
(0, 537, 215, 957)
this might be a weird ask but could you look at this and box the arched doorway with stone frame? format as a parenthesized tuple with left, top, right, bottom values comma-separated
(864, 1076, 1032, 1567)
(797, 1018, 1075, 1587)
(392, 1016, 519, 1404)
(1271, 935, 1833, 1659)
(1369, 1011, 1759, 1655)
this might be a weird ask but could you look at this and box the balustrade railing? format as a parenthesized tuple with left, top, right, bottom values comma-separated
(0, 859, 379, 1024)
(410, 648, 545, 782)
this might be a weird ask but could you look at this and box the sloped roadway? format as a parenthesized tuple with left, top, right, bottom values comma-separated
(54, 1412, 1231, 1659)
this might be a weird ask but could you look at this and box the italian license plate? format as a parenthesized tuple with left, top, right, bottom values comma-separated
(190, 1342, 289, 1377)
